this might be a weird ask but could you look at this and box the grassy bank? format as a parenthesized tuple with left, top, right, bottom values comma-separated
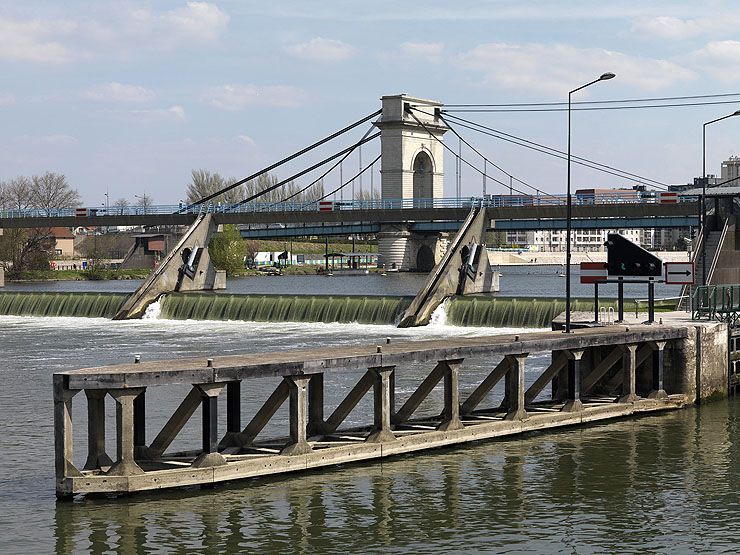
(9, 269, 151, 282)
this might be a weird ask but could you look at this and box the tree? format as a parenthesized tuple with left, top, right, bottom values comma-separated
(135, 194, 153, 213)
(113, 198, 129, 215)
(0, 173, 81, 275)
(186, 169, 243, 205)
(31, 172, 81, 215)
(209, 224, 244, 275)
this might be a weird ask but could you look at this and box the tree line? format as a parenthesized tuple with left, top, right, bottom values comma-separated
(185, 168, 379, 205)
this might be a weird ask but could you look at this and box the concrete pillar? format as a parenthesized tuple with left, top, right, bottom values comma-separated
(562, 350, 584, 412)
(54, 376, 81, 498)
(308, 373, 325, 436)
(133, 390, 147, 458)
(108, 388, 146, 476)
(281, 376, 313, 456)
(617, 344, 639, 403)
(84, 389, 113, 470)
(367, 366, 397, 442)
(193, 383, 227, 468)
(503, 354, 528, 421)
(438, 360, 464, 431)
(648, 341, 668, 399)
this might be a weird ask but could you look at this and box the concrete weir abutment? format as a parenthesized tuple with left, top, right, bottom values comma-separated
(53, 318, 728, 499)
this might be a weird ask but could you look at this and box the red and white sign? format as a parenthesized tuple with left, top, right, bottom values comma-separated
(580, 262, 608, 284)
(664, 261, 694, 285)
(75, 207, 88, 217)
(659, 192, 678, 204)
(318, 201, 333, 212)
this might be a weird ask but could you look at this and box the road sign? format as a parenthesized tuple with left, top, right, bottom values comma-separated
(580, 262, 608, 284)
(318, 201, 333, 212)
(606, 233, 662, 277)
(659, 191, 678, 204)
(664, 261, 694, 285)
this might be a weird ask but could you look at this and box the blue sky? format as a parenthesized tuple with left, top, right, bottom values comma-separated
(2, 0, 740, 205)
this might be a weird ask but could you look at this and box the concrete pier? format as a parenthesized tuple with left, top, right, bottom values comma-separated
(53, 320, 728, 499)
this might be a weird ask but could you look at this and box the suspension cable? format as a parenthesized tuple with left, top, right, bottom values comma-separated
(274, 123, 379, 206)
(315, 155, 381, 202)
(230, 133, 380, 208)
(440, 112, 670, 190)
(184, 109, 381, 211)
(444, 92, 740, 108)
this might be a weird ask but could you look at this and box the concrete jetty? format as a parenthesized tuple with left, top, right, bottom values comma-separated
(54, 317, 728, 498)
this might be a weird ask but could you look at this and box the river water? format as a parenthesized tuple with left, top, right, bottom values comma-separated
(0, 271, 732, 554)
(2, 264, 682, 299)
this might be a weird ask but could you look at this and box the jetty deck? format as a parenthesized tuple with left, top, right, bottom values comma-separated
(55, 324, 700, 498)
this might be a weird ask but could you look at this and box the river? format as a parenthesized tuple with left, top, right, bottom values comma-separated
(2, 264, 682, 299)
(0, 271, 734, 554)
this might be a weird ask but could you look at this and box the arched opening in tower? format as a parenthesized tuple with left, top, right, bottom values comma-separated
(413, 151, 433, 201)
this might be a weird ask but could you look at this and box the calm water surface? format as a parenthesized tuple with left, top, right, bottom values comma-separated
(2, 265, 682, 299)
(0, 311, 738, 554)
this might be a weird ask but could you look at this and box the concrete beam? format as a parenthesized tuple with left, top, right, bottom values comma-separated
(238, 379, 290, 447)
(617, 345, 639, 403)
(281, 376, 312, 456)
(437, 360, 464, 431)
(108, 388, 146, 476)
(648, 341, 668, 399)
(323, 370, 374, 435)
(148, 387, 202, 459)
(460, 357, 511, 415)
(54, 376, 81, 498)
(503, 355, 528, 421)
(367, 366, 397, 443)
(524, 352, 567, 405)
(83, 390, 113, 471)
(562, 350, 584, 412)
(393, 361, 446, 425)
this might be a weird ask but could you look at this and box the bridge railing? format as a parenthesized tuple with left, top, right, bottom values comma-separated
(0, 193, 699, 219)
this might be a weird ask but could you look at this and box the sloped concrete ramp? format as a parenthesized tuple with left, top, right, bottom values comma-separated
(114, 214, 223, 320)
(398, 206, 496, 328)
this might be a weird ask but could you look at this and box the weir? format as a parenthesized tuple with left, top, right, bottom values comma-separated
(53, 318, 728, 499)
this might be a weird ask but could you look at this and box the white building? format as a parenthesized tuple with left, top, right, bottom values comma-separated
(506, 228, 645, 252)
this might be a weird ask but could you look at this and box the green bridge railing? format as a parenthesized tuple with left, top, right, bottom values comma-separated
(692, 285, 740, 323)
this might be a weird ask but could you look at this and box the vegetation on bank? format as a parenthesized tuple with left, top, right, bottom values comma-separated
(8, 269, 151, 281)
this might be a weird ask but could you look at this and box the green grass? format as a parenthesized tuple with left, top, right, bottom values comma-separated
(10, 269, 151, 281)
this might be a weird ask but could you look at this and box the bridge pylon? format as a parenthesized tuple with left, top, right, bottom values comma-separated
(374, 94, 449, 271)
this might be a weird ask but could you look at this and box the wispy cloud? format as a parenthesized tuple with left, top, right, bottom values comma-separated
(15, 134, 79, 146)
(399, 42, 444, 63)
(125, 105, 186, 122)
(630, 16, 703, 40)
(285, 37, 355, 62)
(235, 135, 257, 147)
(84, 82, 156, 103)
(0, 93, 15, 105)
(0, 2, 229, 64)
(202, 84, 307, 110)
(456, 42, 695, 94)
(688, 40, 740, 82)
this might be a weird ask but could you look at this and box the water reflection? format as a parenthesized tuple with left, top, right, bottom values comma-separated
(54, 400, 739, 554)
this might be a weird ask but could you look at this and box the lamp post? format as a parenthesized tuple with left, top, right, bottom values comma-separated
(701, 110, 740, 285)
(565, 72, 615, 333)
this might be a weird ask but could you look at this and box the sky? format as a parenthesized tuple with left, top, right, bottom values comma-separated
(2, 0, 740, 206)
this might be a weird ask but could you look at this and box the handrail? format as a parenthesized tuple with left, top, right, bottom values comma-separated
(707, 217, 730, 285)
(0, 193, 700, 219)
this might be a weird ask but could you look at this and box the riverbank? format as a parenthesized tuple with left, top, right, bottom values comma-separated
(488, 250, 690, 265)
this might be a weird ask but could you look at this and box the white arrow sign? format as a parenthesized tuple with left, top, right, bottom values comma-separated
(664, 262, 694, 284)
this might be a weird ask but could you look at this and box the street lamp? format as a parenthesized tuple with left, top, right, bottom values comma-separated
(701, 109, 740, 285)
(565, 72, 615, 333)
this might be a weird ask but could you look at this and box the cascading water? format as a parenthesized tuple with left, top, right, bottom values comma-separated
(158, 293, 414, 325)
(0, 292, 129, 318)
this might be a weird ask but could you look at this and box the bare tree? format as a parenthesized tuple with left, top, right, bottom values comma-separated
(0, 176, 34, 210)
(186, 169, 245, 205)
(135, 194, 153, 213)
(113, 198, 129, 215)
(31, 172, 81, 215)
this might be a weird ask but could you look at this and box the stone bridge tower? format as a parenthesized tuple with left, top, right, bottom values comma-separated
(374, 94, 449, 271)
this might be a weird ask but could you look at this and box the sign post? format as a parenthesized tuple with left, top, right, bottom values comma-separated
(580, 262, 608, 323)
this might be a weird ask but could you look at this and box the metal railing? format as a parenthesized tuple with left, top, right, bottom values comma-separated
(692, 284, 740, 322)
(0, 193, 699, 219)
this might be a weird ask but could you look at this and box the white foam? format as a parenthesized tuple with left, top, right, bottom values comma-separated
(429, 299, 448, 327)
(142, 297, 163, 320)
